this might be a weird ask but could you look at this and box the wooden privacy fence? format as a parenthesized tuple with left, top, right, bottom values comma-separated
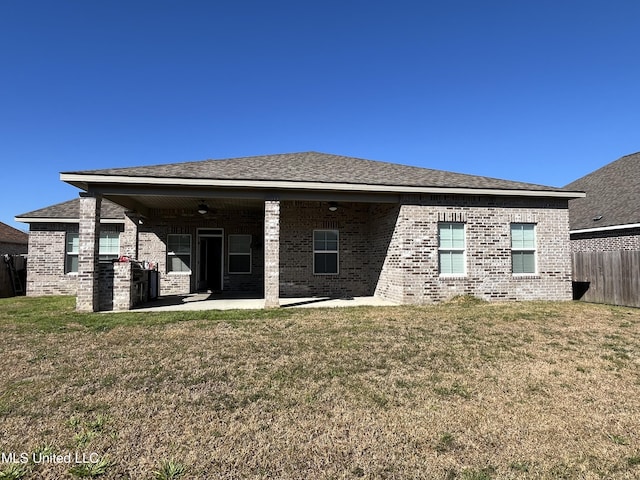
(572, 250, 640, 308)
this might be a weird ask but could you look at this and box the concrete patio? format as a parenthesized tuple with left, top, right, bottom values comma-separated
(129, 293, 398, 312)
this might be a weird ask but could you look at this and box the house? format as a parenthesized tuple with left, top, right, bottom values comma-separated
(0, 221, 28, 255)
(0, 221, 29, 298)
(15, 198, 127, 297)
(16, 152, 583, 311)
(566, 151, 640, 306)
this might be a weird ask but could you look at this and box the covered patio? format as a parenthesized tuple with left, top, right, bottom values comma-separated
(65, 177, 401, 312)
(128, 293, 398, 312)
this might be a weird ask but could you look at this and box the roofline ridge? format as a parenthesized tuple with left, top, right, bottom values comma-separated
(566, 150, 640, 188)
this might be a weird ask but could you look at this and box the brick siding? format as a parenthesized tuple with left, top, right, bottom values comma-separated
(137, 207, 265, 296)
(26, 223, 123, 297)
(27, 195, 573, 307)
(570, 228, 640, 252)
(370, 195, 572, 303)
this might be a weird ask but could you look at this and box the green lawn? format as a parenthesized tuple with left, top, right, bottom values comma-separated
(1, 296, 639, 479)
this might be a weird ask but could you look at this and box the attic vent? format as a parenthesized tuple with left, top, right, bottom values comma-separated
(593, 215, 603, 221)
(510, 213, 537, 223)
(321, 221, 339, 229)
(438, 212, 467, 223)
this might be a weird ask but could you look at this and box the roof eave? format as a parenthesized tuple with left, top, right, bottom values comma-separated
(60, 173, 585, 199)
(14, 217, 124, 224)
(570, 222, 640, 234)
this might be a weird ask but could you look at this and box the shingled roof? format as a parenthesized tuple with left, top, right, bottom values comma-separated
(62, 151, 573, 194)
(16, 198, 126, 222)
(0, 221, 28, 245)
(566, 152, 640, 231)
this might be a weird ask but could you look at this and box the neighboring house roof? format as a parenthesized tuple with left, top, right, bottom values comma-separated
(61, 151, 581, 198)
(0, 221, 28, 245)
(15, 198, 126, 223)
(565, 152, 640, 232)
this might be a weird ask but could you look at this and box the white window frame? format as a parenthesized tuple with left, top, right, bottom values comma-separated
(511, 223, 537, 275)
(313, 229, 339, 275)
(167, 234, 192, 274)
(65, 231, 121, 274)
(228, 234, 252, 274)
(438, 223, 466, 276)
(99, 231, 120, 262)
(65, 232, 79, 274)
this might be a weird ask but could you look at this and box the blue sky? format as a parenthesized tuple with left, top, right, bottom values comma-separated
(2, 1, 639, 230)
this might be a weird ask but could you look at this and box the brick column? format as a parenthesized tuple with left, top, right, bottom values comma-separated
(122, 212, 138, 259)
(264, 199, 280, 308)
(77, 193, 102, 312)
(112, 262, 133, 311)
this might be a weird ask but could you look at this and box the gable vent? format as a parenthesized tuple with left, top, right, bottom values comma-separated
(321, 221, 339, 230)
(438, 212, 467, 223)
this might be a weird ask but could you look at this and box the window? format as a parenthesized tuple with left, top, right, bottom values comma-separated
(167, 234, 192, 273)
(66, 231, 121, 273)
(66, 232, 79, 273)
(439, 223, 465, 275)
(99, 231, 120, 262)
(511, 223, 536, 274)
(228, 235, 252, 274)
(313, 230, 339, 275)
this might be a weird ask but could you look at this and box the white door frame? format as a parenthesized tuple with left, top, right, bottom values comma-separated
(196, 228, 224, 291)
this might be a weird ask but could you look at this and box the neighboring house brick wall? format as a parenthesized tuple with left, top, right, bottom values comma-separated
(570, 228, 640, 252)
(0, 242, 28, 255)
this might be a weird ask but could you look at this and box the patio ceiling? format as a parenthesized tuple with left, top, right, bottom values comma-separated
(100, 193, 265, 217)
(90, 182, 401, 217)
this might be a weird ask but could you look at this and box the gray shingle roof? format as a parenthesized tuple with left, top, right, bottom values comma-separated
(16, 198, 126, 221)
(565, 152, 640, 230)
(0, 221, 28, 244)
(63, 151, 570, 192)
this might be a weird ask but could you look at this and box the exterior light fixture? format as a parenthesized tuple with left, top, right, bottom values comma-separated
(198, 203, 209, 215)
(328, 202, 338, 212)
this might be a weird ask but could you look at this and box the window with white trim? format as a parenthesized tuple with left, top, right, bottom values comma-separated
(65, 231, 121, 273)
(66, 232, 79, 273)
(99, 231, 120, 262)
(439, 223, 466, 275)
(511, 223, 536, 274)
(313, 230, 339, 275)
(167, 234, 192, 273)
(228, 234, 252, 274)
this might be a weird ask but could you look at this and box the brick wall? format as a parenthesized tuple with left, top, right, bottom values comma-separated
(371, 195, 572, 303)
(26, 195, 573, 306)
(138, 208, 264, 296)
(278, 197, 571, 302)
(264, 200, 280, 307)
(279, 201, 373, 298)
(570, 228, 640, 252)
(26, 223, 123, 297)
(98, 263, 115, 311)
(370, 204, 402, 299)
(27, 225, 78, 296)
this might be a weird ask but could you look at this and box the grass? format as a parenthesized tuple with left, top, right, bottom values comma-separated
(0, 296, 639, 478)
